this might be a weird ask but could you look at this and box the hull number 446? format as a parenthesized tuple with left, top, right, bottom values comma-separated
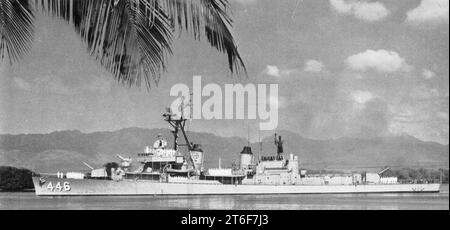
(47, 182, 71, 192)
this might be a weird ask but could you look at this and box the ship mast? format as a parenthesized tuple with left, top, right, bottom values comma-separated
(162, 96, 198, 170)
(163, 108, 192, 151)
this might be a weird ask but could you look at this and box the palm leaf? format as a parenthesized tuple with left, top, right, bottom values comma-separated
(0, 0, 34, 65)
(35, 0, 246, 88)
(159, 0, 247, 77)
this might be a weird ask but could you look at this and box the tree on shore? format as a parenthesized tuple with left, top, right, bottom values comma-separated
(305, 168, 449, 184)
(0, 166, 35, 191)
(1, 0, 247, 88)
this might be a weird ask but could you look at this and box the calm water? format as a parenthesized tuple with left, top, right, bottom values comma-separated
(1, 185, 448, 210)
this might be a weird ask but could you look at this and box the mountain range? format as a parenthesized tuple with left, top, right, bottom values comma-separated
(0, 128, 448, 173)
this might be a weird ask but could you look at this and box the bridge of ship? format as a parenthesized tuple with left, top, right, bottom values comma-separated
(136, 148, 185, 163)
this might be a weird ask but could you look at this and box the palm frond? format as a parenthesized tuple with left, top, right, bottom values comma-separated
(36, 0, 174, 88)
(160, 0, 247, 77)
(0, 0, 34, 64)
(35, 0, 246, 88)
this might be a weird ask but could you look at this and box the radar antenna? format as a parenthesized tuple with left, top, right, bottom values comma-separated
(163, 106, 196, 169)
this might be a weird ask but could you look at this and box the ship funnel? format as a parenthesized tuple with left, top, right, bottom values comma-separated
(240, 146, 253, 169)
(240, 146, 253, 155)
(189, 144, 204, 171)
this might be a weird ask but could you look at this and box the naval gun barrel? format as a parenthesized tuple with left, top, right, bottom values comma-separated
(116, 155, 126, 161)
(116, 155, 132, 162)
(82, 161, 94, 170)
(378, 167, 391, 175)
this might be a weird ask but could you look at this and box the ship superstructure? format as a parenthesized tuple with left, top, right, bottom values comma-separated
(32, 109, 441, 195)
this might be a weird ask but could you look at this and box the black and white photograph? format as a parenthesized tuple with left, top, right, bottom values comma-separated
(0, 0, 448, 215)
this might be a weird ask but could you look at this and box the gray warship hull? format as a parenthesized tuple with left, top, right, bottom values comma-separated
(32, 177, 441, 196)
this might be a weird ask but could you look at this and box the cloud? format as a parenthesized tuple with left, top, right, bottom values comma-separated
(330, 0, 352, 14)
(304, 60, 325, 73)
(13, 77, 32, 91)
(265, 65, 281, 77)
(410, 86, 440, 99)
(406, 0, 449, 24)
(350, 90, 374, 104)
(330, 0, 389, 22)
(12, 73, 110, 95)
(34, 75, 74, 95)
(346, 49, 411, 73)
(422, 69, 436, 79)
(263, 65, 296, 78)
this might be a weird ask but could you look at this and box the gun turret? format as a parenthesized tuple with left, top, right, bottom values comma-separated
(117, 155, 132, 168)
(116, 155, 126, 161)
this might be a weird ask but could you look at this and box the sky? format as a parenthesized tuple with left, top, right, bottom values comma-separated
(0, 0, 448, 145)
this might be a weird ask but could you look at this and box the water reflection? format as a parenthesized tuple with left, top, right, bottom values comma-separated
(0, 186, 448, 210)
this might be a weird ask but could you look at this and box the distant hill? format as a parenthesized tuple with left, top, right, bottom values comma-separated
(0, 128, 448, 172)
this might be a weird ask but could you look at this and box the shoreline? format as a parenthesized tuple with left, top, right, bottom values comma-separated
(0, 189, 35, 193)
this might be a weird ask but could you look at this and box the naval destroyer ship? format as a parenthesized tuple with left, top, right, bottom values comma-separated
(32, 109, 441, 195)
